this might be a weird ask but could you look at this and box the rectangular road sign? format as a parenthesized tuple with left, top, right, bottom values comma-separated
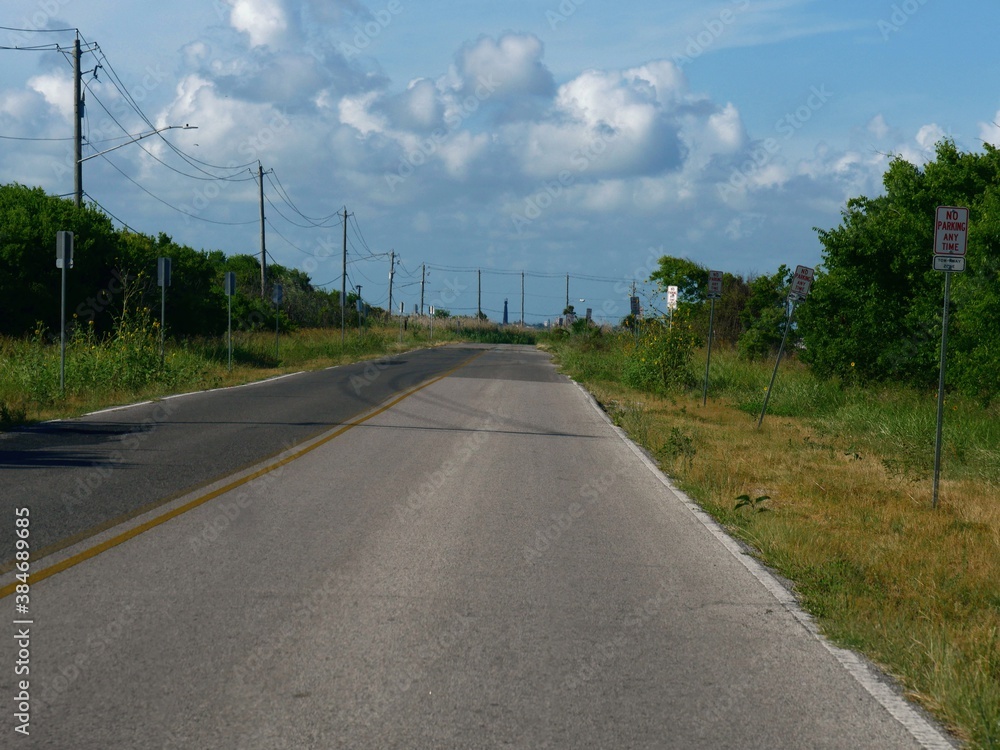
(788, 265, 814, 301)
(707, 270, 723, 299)
(934, 206, 969, 257)
(933, 205, 969, 273)
(934, 256, 966, 272)
(667, 285, 678, 310)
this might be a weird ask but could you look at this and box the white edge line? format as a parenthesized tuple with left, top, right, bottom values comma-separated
(77, 372, 307, 418)
(574, 382, 958, 750)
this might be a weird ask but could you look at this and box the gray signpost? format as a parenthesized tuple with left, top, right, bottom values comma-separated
(931, 206, 969, 509)
(157, 257, 171, 366)
(703, 270, 723, 406)
(224, 271, 236, 370)
(56, 231, 74, 393)
(272, 283, 283, 359)
(758, 265, 813, 429)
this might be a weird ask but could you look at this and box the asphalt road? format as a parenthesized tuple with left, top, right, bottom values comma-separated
(0, 344, 955, 748)
(0, 345, 481, 568)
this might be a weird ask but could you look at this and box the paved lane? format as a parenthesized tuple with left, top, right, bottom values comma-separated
(0, 345, 482, 566)
(0, 345, 953, 748)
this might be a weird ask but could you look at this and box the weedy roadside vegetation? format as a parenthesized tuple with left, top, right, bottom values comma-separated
(543, 326, 1000, 749)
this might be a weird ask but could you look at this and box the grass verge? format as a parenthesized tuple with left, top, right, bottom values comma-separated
(544, 332, 999, 749)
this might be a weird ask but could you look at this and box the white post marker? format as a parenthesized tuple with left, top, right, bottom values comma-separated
(157, 257, 171, 366)
(56, 231, 74, 394)
(931, 206, 969, 509)
(758, 265, 813, 429)
(224, 271, 236, 370)
(667, 285, 678, 329)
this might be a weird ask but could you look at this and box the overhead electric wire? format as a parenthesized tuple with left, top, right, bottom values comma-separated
(89, 39, 257, 176)
(82, 191, 141, 234)
(93, 150, 257, 225)
(82, 81, 252, 183)
(0, 25, 77, 33)
(266, 171, 342, 226)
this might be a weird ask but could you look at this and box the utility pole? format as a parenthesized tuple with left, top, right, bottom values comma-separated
(341, 207, 348, 344)
(388, 251, 395, 317)
(477, 269, 482, 319)
(565, 274, 569, 311)
(73, 34, 82, 208)
(258, 162, 266, 298)
(420, 263, 425, 316)
(521, 271, 525, 327)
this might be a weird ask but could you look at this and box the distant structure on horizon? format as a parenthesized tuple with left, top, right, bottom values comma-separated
(503, 298, 508, 325)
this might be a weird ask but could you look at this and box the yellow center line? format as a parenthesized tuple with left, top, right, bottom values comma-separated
(1, 349, 488, 599)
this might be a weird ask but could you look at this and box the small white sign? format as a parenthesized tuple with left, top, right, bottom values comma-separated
(667, 285, 678, 311)
(789, 265, 814, 301)
(707, 270, 723, 299)
(933, 256, 966, 272)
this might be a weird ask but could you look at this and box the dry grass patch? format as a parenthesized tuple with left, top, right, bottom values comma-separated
(583, 379, 999, 748)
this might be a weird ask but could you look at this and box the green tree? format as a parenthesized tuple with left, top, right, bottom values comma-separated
(798, 140, 1000, 398)
(0, 184, 119, 336)
(737, 266, 793, 360)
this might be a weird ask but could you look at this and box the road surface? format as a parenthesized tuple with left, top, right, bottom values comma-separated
(1, 344, 955, 748)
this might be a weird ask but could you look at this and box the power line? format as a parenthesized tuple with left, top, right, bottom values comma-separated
(0, 25, 77, 33)
(92, 150, 258, 225)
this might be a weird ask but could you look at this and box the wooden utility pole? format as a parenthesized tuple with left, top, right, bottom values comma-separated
(341, 207, 348, 343)
(73, 35, 82, 208)
(388, 251, 395, 317)
(521, 271, 525, 327)
(258, 162, 266, 298)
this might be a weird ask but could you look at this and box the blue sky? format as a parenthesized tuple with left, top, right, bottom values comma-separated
(2, 0, 998, 323)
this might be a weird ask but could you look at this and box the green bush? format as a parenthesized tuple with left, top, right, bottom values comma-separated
(622, 315, 699, 394)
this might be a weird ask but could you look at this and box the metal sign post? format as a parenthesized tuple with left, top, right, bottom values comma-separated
(56, 231, 74, 394)
(931, 206, 969, 509)
(667, 285, 678, 329)
(703, 270, 723, 406)
(157, 257, 171, 366)
(224, 271, 236, 370)
(272, 283, 283, 359)
(757, 266, 813, 429)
